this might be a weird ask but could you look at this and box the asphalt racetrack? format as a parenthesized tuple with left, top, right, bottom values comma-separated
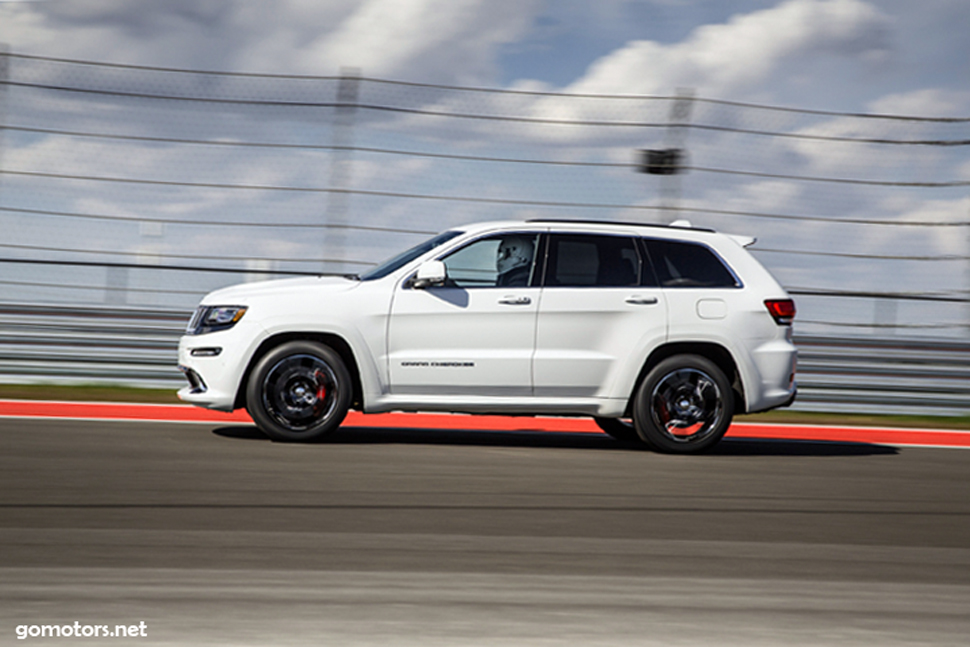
(1, 411, 969, 646)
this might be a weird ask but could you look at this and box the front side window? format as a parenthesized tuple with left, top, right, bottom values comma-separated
(358, 230, 463, 281)
(439, 233, 540, 288)
(644, 239, 739, 288)
(543, 233, 642, 287)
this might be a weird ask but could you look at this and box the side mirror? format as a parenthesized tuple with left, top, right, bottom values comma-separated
(411, 260, 446, 289)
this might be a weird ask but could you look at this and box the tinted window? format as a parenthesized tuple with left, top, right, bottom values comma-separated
(439, 233, 539, 288)
(544, 234, 641, 287)
(644, 239, 739, 288)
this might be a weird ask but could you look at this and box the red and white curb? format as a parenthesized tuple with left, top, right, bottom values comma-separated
(1, 400, 968, 449)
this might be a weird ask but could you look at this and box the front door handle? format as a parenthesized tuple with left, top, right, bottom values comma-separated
(625, 295, 659, 305)
(498, 296, 532, 305)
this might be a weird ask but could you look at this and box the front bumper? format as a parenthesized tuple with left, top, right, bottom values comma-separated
(176, 325, 258, 412)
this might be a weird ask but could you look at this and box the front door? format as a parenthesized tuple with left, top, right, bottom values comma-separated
(387, 232, 541, 396)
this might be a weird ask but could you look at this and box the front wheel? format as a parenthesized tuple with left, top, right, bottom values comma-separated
(633, 355, 734, 454)
(246, 341, 352, 442)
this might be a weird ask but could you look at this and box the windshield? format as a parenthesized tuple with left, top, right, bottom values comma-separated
(357, 230, 464, 281)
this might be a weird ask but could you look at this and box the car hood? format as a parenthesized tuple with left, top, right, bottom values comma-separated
(202, 275, 358, 304)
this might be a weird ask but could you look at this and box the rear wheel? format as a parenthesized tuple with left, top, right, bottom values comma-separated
(246, 341, 351, 442)
(633, 355, 733, 454)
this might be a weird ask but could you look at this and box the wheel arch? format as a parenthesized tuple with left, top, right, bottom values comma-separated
(233, 332, 364, 411)
(626, 341, 744, 417)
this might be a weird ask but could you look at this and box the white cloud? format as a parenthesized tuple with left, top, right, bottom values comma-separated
(775, 88, 970, 185)
(867, 88, 970, 118)
(315, 0, 538, 82)
(557, 0, 890, 99)
(0, 0, 541, 83)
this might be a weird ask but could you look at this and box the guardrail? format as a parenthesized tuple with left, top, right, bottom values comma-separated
(0, 303, 187, 388)
(1, 303, 969, 416)
(794, 335, 970, 416)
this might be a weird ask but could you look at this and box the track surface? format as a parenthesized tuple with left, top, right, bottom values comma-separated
(2, 415, 969, 645)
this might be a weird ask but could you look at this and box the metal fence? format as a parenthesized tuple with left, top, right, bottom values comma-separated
(2, 303, 969, 417)
(0, 303, 183, 387)
(795, 335, 970, 416)
(2, 51, 969, 335)
(1, 51, 970, 414)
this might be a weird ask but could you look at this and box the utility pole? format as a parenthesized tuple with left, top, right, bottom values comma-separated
(661, 88, 694, 218)
(0, 44, 9, 192)
(965, 218, 970, 335)
(323, 67, 360, 274)
(636, 88, 694, 223)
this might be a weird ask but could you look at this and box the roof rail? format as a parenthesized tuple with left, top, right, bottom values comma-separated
(526, 218, 716, 233)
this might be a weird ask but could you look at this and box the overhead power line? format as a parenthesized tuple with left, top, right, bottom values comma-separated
(755, 248, 968, 262)
(4, 125, 968, 183)
(0, 241, 375, 267)
(4, 167, 969, 216)
(5, 52, 969, 123)
(1, 125, 635, 167)
(4, 78, 969, 144)
(0, 206, 435, 235)
(689, 165, 970, 188)
(787, 288, 970, 303)
(0, 256, 325, 276)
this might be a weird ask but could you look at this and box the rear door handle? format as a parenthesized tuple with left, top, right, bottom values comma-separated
(498, 296, 532, 305)
(625, 296, 659, 305)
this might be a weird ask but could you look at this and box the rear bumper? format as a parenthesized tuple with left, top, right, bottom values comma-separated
(744, 334, 797, 414)
(780, 387, 797, 409)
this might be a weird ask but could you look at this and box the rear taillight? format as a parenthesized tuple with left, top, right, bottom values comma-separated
(765, 299, 796, 325)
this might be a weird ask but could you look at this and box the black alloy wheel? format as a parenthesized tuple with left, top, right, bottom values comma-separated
(633, 354, 734, 453)
(246, 341, 352, 441)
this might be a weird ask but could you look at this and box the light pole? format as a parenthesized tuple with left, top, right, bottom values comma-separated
(637, 88, 694, 223)
(323, 67, 360, 274)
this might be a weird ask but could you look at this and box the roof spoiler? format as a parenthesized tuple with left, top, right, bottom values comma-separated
(728, 234, 757, 248)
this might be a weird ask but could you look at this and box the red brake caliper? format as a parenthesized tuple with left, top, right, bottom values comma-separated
(313, 370, 327, 406)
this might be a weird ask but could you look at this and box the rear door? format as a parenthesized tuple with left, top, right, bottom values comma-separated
(533, 232, 667, 398)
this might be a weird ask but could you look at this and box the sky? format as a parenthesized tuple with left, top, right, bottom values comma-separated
(1, 0, 968, 113)
(0, 0, 968, 333)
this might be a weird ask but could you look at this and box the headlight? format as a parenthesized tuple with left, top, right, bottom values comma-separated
(186, 305, 248, 335)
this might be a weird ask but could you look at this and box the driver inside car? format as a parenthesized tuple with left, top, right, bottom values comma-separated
(495, 236, 534, 287)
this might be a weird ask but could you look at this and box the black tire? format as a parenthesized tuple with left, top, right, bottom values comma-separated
(593, 417, 641, 443)
(632, 354, 734, 454)
(246, 341, 352, 442)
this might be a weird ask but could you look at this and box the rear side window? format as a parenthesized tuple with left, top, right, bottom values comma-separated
(644, 239, 739, 288)
(544, 234, 642, 287)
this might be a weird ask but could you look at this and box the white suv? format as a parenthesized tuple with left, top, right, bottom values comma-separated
(178, 219, 796, 453)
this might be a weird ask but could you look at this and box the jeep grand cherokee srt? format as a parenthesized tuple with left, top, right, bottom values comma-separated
(178, 219, 796, 453)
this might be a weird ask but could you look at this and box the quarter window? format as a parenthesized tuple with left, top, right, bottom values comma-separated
(644, 239, 739, 288)
(544, 234, 641, 287)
